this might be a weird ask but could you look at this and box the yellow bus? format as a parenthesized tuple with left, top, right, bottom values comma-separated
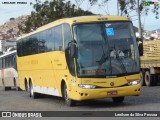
(17, 16, 142, 106)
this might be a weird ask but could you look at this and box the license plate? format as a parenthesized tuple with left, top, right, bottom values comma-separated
(107, 91, 117, 95)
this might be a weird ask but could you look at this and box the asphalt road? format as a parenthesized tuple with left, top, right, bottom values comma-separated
(0, 86, 160, 119)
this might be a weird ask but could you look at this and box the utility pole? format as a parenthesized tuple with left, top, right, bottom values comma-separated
(137, 0, 143, 38)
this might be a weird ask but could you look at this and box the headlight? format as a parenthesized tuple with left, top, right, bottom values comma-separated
(128, 80, 141, 86)
(78, 84, 96, 89)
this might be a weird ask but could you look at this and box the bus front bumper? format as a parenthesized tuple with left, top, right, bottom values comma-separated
(69, 84, 141, 101)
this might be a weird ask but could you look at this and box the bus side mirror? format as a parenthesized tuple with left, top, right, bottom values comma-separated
(71, 42, 76, 58)
(138, 42, 143, 56)
(136, 38, 143, 56)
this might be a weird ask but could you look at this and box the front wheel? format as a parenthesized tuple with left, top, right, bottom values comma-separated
(140, 71, 145, 86)
(112, 97, 124, 103)
(62, 83, 76, 106)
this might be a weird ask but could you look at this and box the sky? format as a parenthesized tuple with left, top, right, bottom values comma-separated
(0, 0, 160, 31)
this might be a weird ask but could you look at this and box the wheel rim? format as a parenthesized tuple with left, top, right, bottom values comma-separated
(64, 85, 69, 102)
(30, 83, 33, 97)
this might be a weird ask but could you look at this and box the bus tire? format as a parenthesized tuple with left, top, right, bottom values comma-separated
(112, 97, 124, 103)
(14, 79, 21, 91)
(140, 71, 145, 86)
(145, 71, 157, 86)
(29, 81, 38, 99)
(4, 87, 11, 91)
(62, 83, 76, 106)
(25, 80, 28, 92)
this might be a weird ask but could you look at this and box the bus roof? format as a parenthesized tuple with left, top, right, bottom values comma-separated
(0, 50, 16, 58)
(17, 15, 129, 40)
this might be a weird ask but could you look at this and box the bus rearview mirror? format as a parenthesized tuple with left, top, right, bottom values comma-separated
(71, 43, 76, 58)
(138, 43, 143, 56)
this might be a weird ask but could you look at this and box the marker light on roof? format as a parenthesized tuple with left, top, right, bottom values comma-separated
(98, 18, 108, 21)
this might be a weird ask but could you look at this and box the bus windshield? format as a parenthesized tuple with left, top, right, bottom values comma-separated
(73, 22, 140, 77)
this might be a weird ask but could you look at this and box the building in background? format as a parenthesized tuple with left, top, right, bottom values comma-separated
(150, 30, 160, 40)
(0, 40, 16, 54)
(0, 40, 5, 54)
(0, 16, 27, 54)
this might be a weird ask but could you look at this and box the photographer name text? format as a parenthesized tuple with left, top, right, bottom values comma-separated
(2, 2, 27, 4)
(115, 112, 158, 117)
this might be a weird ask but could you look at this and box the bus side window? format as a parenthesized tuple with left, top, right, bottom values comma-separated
(13, 55, 17, 69)
(63, 23, 72, 50)
(45, 28, 54, 52)
(38, 31, 46, 53)
(5, 57, 8, 68)
(8, 56, 11, 67)
(54, 25, 63, 51)
(17, 41, 22, 57)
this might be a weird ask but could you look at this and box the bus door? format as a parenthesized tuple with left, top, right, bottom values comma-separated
(51, 51, 67, 94)
(39, 53, 57, 89)
(50, 51, 66, 83)
(52, 51, 66, 70)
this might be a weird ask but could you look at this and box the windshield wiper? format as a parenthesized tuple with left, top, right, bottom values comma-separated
(96, 46, 108, 65)
(113, 47, 128, 75)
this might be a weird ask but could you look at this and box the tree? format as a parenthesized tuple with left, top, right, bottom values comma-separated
(87, 0, 159, 38)
(118, 0, 159, 38)
(134, 26, 139, 32)
(87, 0, 159, 19)
(118, 0, 159, 19)
(19, 0, 93, 33)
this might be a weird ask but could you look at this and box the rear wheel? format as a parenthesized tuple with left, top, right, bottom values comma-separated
(112, 97, 124, 103)
(25, 81, 28, 92)
(62, 83, 76, 106)
(145, 71, 157, 86)
(29, 81, 38, 99)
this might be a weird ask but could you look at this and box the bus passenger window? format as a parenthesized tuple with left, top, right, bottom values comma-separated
(63, 23, 72, 50)
(54, 25, 63, 51)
